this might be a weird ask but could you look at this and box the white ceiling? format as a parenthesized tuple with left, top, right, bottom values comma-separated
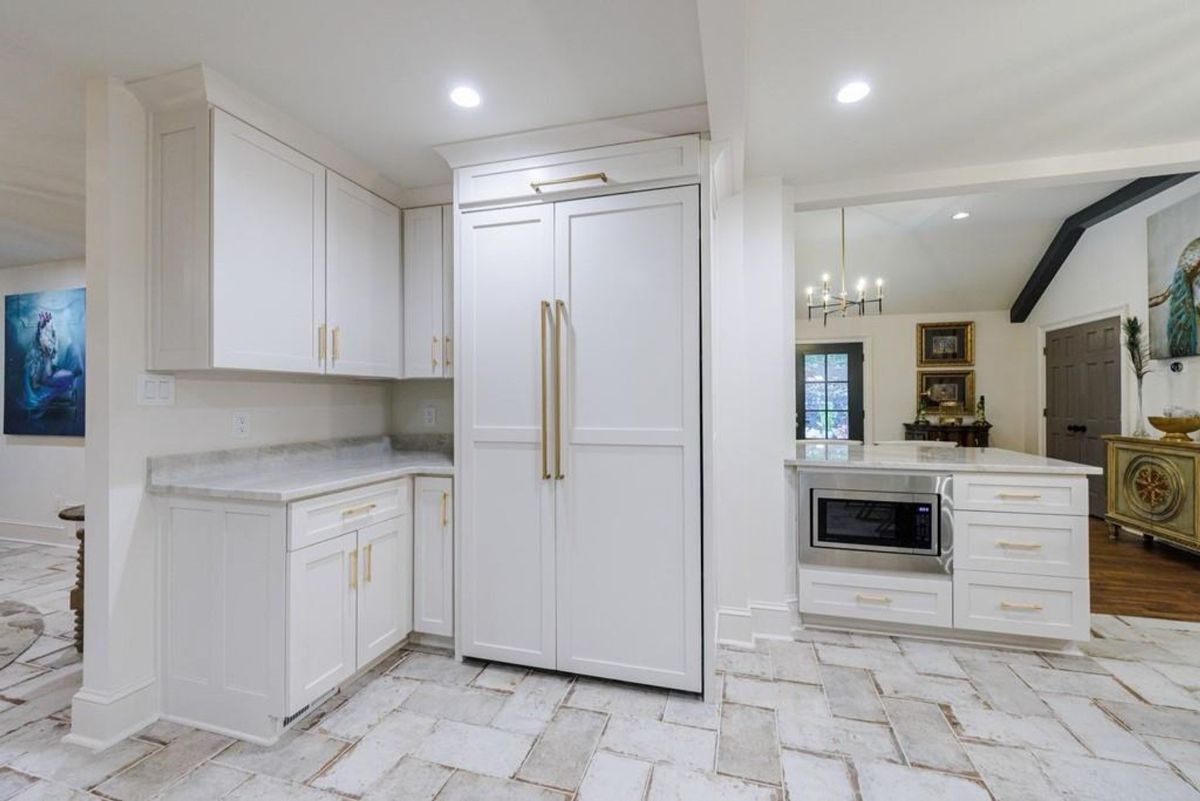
(748, 0, 1200, 186)
(0, 0, 706, 268)
(794, 179, 1128, 315)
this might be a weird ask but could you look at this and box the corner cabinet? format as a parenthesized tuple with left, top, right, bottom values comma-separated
(413, 477, 454, 636)
(402, 205, 453, 378)
(161, 478, 422, 744)
(150, 106, 401, 378)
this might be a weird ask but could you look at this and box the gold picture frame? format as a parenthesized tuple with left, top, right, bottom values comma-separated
(918, 370, 975, 414)
(917, 321, 975, 367)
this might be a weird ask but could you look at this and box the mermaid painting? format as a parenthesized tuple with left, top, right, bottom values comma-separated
(3, 289, 85, 436)
(1148, 193, 1200, 360)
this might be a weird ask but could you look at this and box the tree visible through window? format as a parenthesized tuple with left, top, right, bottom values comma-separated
(796, 343, 864, 441)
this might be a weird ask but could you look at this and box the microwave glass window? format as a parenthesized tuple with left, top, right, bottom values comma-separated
(815, 496, 936, 553)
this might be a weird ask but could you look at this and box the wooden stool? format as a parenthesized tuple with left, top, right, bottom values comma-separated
(58, 505, 85, 654)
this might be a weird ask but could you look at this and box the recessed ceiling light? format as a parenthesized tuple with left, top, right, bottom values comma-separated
(836, 81, 871, 104)
(449, 86, 481, 108)
(951, 211, 971, 220)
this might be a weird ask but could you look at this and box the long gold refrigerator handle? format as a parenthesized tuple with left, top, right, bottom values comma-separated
(540, 301, 551, 480)
(555, 300, 566, 480)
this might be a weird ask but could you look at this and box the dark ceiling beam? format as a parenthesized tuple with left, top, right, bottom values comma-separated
(1010, 173, 1197, 322)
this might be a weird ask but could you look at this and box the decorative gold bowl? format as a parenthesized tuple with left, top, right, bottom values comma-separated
(1147, 416, 1200, 443)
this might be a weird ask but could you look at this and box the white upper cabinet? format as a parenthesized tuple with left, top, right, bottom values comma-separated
(327, 173, 402, 378)
(211, 111, 327, 374)
(150, 107, 403, 378)
(402, 205, 452, 378)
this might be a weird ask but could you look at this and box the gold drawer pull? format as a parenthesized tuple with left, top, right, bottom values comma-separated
(996, 540, 1044, 551)
(855, 593, 892, 604)
(531, 171, 608, 193)
(996, 492, 1042, 500)
(342, 503, 377, 518)
(350, 548, 358, 589)
(1000, 600, 1043, 611)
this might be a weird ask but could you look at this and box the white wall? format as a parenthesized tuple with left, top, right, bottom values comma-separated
(391, 378, 453, 434)
(796, 310, 1032, 451)
(72, 79, 391, 749)
(1024, 175, 1200, 453)
(0, 259, 86, 545)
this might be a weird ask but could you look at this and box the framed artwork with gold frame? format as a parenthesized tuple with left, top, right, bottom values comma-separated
(918, 370, 975, 414)
(917, 321, 974, 367)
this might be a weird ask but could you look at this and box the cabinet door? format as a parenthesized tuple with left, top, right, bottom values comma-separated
(403, 206, 445, 378)
(211, 109, 326, 373)
(458, 204, 557, 669)
(327, 173, 401, 378)
(356, 515, 413, 667)
(553, 187, 702, 691)
(287, 532, 357, 711)
(414, 477, 453, 636)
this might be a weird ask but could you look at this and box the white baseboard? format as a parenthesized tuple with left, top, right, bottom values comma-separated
(0, 519, 76, 548)
(65, 677, 159, 751)
(717, 599, 797, 648)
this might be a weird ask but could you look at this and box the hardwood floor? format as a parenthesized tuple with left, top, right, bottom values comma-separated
(1090, 517, 1200, 621)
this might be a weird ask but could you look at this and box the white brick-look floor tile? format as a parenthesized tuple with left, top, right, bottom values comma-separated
(3, 542, 1200, 801)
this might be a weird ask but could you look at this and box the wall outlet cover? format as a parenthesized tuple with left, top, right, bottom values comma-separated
(231, 412, 251, 438)
(422, 404, 438, 427)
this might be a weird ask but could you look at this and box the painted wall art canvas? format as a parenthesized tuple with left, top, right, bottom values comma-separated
(1147, 192, 1200, 359)
(4, 289, 86, 437)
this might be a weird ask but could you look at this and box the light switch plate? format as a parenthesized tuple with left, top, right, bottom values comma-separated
(137, 373, 176, 406)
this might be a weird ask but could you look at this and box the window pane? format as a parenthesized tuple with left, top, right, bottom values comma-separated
(804, 354, 825, 381)
(827, 353, 849, 381)
(828, 411, 850, 440)
(804, 411, 827, 439)
(827, 382, 849, 410)
(804, 382, 826, 410)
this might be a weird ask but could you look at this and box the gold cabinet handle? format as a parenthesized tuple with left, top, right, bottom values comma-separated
(540, 301, 551, 480)
(855, 593, 892, 604)
(441, 491, 449, 528)
(555, 300, 566, 480)
(331, 326, 341, 363)
(996, 540, 1044, 551)
(350, 547, 358, 589)
(1000, 600, 1043, 611)
(530, 171, 608, 193)
(342, 503, 377, 518)
(432, 336, 439, 371)
(996, 492, 1042, 500)
(444, 336, 453, 369)
(365, 543, 373, 583)
(318, 324, 327, 362)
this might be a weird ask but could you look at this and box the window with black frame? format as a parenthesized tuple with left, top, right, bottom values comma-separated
(796, 342, 865, 441)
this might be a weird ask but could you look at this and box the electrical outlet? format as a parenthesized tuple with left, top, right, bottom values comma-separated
(421, 404, 438, 428)
(232, 412, 251, 439)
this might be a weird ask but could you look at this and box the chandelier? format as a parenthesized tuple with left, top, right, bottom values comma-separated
(804, 207, 884, 325)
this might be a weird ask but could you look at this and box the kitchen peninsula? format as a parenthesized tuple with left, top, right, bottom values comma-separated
(787, 443, 1102, 644)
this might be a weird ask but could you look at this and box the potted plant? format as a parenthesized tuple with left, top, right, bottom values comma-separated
(1122, 316, 1152, 437)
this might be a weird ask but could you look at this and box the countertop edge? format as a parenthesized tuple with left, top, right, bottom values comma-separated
(148, 463, 455, 504)
(784, 460, 1103, 476)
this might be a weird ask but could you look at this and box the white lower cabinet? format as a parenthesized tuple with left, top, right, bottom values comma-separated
(162, 477, 438, 744)
(413, 477, 453, 637)
(799, 566, 952, 628)
(954, 570, 1089, 640)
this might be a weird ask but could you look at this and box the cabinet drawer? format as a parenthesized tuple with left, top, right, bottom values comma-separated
(954, 473, 1087, 515)
(455, 135, 701, 206)
(288, 480, 410, 551)
(956, 511, 1088, 578)
(799, 567, 952, 628)
(953, 570, 1089, 640)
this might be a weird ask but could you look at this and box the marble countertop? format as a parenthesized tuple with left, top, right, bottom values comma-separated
(148, 436, 453, 503)
(786, 442, 1102, 475)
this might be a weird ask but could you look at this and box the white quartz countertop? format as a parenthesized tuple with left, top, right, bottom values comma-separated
(786, 442, 1102, 475)
(147, 437, 453, 502)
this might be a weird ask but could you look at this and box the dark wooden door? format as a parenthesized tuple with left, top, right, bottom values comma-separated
(1045, 317, 1121, 517)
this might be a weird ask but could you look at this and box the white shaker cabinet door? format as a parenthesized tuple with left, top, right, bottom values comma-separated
(458, 204, 558, 669)
(414, 477, 453, 637)
(211, 109, 326, 374)
(286, 531, 357, 712)
(403, 206, 446, 378)
(356, 514, 413, 667)
(326, 172, 401, 378)
(552, 187, 702, 692)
